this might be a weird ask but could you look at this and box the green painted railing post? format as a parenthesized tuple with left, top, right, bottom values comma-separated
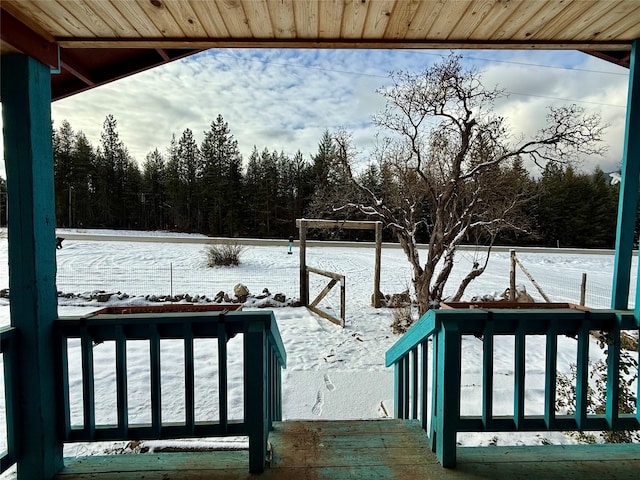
(613, 39, 640, 311)
(245, 321, 268, 473)
(1, 54, 63, 479)
(435, 319, 460, 468)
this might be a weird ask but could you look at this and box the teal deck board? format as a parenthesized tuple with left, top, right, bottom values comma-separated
(56, 420, 640, 480)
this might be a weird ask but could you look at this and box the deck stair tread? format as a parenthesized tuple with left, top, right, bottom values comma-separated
(56, 419, 640, 479)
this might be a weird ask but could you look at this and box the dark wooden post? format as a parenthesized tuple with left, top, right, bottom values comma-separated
(509, 249, 516, 301)
(298, 219, 308, 306)
(1, 54, 63, 479)
(373, 221, 382, 307)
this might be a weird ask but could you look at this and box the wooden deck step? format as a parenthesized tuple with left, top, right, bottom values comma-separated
(56, 420, 640, 479)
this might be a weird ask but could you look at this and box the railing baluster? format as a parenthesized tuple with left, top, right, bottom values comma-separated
(80, 327, 95, 439)
(394, 357, 404, 418)
(217, 322, 228, 433)
(430, 331, 439, 449)
(420, 339, 429, 430)
(115, 325, 128, 438)
(544, 328, 558, 429)
(149, 325, 162, 437)
(403, 355, 410, 418)
(435, 320, 460, 468)
(58, 334, 71, 441)
(575, 321, 590, 430)
(184, 322, 195, 434)
(1, 329, 18, 471)
(482, 325, 494, 429)
(411, 346, 418, 419)
(514, 330, 526, 429)
(244, 322, 267, 473)
(605, 327, 621, 429)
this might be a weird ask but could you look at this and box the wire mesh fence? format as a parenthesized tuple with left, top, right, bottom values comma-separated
(54, 262, 619, 309)
(56, 265, 300, 301)
(509, 265, 619, 309)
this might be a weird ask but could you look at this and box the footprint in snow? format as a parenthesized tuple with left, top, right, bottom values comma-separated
(324, 374, 336, 392)
(311, 390, 324, 416)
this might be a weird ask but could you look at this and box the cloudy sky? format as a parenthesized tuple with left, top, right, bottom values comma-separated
(0, 48, 630, 179)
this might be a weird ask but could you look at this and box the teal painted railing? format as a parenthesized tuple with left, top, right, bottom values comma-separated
(0, 326, 18, 474)
(56, 310, 286, 473)
(385, 307, 640, 467)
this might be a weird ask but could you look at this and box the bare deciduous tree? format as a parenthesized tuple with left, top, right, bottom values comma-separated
(331, 54, 606, 315)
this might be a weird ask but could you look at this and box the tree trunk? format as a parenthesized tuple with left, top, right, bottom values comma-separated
(414, 273, 432, 316)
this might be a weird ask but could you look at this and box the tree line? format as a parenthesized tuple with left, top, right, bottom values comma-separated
(0, 113, 623, 248)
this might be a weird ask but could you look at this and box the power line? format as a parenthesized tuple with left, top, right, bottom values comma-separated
(214, 51, 626, 108)
(506, 91, 625, 108)
(408, 50, 627, 76)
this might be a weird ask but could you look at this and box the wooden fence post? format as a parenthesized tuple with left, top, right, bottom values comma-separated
(509, 250, 516, 301)
(580, 273, 587, 306)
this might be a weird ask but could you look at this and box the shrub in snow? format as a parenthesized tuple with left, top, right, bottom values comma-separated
(206, 243, 246, 267)
(391, 305, 415, 334)
(556, 331, 639, 443)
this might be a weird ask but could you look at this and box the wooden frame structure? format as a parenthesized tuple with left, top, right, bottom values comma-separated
(296, 219, 383, 310)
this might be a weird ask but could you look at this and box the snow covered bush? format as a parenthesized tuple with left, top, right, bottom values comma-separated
(206, 243, 246, 267)
(390, 305, 415, 334)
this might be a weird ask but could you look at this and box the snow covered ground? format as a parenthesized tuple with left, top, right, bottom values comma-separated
(0, 229, 637, 464)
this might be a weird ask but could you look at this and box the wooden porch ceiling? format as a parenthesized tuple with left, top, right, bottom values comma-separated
(1, 1, 639, 101)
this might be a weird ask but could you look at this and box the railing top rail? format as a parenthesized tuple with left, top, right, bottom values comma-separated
(385, 310, 438, 367)
(0, 325, 16, 342)
(56, 310, 287, 368)
(263, 312, 287, 368)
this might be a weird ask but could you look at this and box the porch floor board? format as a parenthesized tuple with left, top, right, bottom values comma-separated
(56, 420, 640, 479)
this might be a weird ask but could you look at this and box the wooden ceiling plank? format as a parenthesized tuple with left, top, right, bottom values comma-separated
(592, 4, 640, 41)
(215, 0, 252, 38)
(506, 0, 575, 41)
(341, 0, 369, 39)
(59, 0, 118, 37)
(472, 0, 527, 41)
(242, 0, 274, 38)
(23, 0, 94, 37)
(292, 0, 319, 39)
(546, 1, 623, 40)
(530, 1, 600, 39)
(78, 0, 140, 38)
(448, 0, 499, 40)
(570, 1, 631, 41)
(384, 0, 421, 40)
(318, 0, 345, 38)
(424, 0, 470, 40)
(134, 0, 188, 37)
(110, 1, 164, 37)
(362, 0, 395, 38)
(190, 0, 231, 37)
(163, 0, 208, 37)
(267, 0, 296, 39)
(404, 0, 445, 39)
(2, 0, 73, 38)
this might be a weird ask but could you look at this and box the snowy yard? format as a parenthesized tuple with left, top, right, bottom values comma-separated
(0, 230, 637, 460)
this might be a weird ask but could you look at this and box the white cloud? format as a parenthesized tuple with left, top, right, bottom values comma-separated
(0, 49, 631, 179)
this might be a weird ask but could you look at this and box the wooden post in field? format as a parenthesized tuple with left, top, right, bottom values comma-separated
(373, 221, 382, 307)
(509, 250, 516, 301)
(299, 220, 308, 306)
(580, 273, 587, 306)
